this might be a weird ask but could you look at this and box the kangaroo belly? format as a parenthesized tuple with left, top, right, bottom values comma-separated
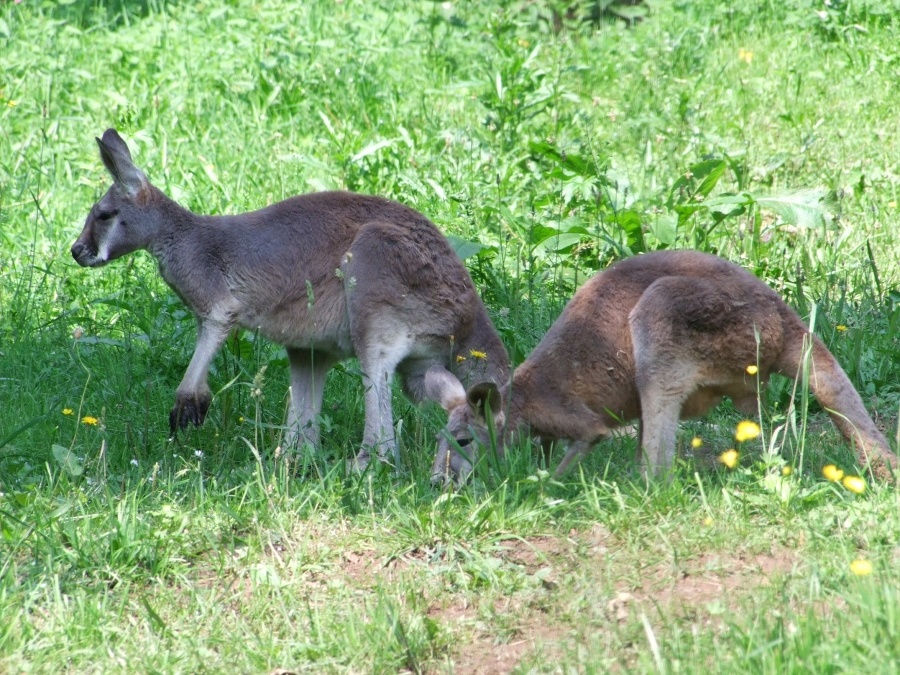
(235, 285, 353, 357)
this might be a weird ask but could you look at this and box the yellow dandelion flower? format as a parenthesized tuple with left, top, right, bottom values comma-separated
(81, 416, 99, 426)
(782, 466, 793, 476)
(842, 475, 866, 494)
(745, 364, 758, 375)
(719, 449, 739, 469)
(702, 516, 714, 526)
(738, 48, 754, 64)
(836, 325, 848, 332)
(822, 464, 844, 482)
(735, 420, 761, 443)
(691, 437, 703, 449)
(850, 559, 872, 576)
(456, 355, 467, 363)
(62, 408, 74, 416)
(469, 349, 488, 360)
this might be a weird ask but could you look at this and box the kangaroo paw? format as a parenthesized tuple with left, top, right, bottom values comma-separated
(169, 391, 211, 433)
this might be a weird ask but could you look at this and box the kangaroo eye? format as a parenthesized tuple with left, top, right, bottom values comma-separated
(455, 438, 472, 448)
(96, 211, 116, 222)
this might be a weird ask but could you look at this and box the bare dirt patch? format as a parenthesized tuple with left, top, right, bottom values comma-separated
(608, 548, 797, 625)
(427, 597, 568, 675)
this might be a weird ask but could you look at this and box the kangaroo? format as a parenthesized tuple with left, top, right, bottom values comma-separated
(71, 129, 509, 474)
(425, 250, 897, 482)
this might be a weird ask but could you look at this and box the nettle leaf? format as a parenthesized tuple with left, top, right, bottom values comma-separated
(753, 189, 831, 228)
(52, 444, 83, 477)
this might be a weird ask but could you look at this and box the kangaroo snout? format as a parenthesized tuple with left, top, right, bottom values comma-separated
(70, 241, 91, 265)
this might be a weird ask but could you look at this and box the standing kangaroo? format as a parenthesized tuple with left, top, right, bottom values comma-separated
(72, 129, 509, 473)
(425, 250, 897, 482)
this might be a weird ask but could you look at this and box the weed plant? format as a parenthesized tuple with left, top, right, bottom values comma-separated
(1, 0, 900, 671)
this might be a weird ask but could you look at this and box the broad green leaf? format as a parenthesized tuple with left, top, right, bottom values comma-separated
(693, 159, 727, 198)
(648, 214, 677, 247)
(52, 444, 83, 477)
(616, 209, 645, 253)
(753, 189, 831, 229)
(446, 235, 487, 260)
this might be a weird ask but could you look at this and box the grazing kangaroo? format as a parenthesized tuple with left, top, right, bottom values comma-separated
(72, 129, 509, 473)
(425, 250, 897, 482)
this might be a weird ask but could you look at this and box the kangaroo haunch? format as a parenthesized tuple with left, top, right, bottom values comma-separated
(426, 250, 898, 482)
(72, 129, 509, 475)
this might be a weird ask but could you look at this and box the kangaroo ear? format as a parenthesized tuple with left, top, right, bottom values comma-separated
(424, 365, 466, 412)
(466, 381, 502, 423)
(96, 129, 148, 195)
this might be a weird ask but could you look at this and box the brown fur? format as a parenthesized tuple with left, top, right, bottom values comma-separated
(427, 250, 896, 482)
(72, 129, 509, 473)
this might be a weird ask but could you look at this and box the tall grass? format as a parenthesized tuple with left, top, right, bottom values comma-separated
(2, 0, 900, 671)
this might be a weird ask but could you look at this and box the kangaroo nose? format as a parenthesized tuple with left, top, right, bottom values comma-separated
(71, 241, 89, 264)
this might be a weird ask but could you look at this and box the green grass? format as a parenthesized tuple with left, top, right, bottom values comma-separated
(2, 0, 900, 672)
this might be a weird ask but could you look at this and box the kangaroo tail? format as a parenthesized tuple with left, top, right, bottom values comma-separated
(777, 318, 897, 481)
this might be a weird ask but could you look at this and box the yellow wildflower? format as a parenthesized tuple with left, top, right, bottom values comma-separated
(719, 449, 739, 469)
(822, 464, 844, 482)
(735, 420, 761, 443)
(456, 355, 467, 363)
(842, 475, 866, 494)
(835, 325, 848, 332)
(62, 408, 74, 416)
(782, 466, 793, 476)
(850, 559, 872, 576)
(81, 416, 98, 426)
(238, 416, 245, 423)
(6, 100, 17, 108)
(691, 437, 703, 449)
(888, 201, 897, 209)
(469, 349, 488, 360)
(745, 364, 758, 375)
(738, 48, 754, 64)
(702, 516, 714, 527)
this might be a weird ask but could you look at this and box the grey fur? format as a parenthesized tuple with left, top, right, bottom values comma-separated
(72, 129, 509, 472)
